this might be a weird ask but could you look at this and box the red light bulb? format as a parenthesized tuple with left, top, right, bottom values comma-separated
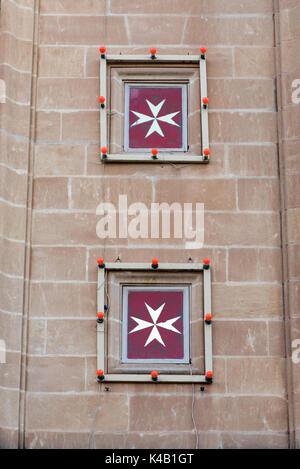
(205, 313, 212, 322)
(152, 258, 158, 266)
(202, 97, 209, 105)
(101, 147, 108, 155)
(150, 47, 157, 55)
(99, 46, 106, 54)
(97, 257, 105, 265)
(99, 96, 105, 104)
(204, 148, 210, 156)
(152, 148, 158, 156)
(97, 312, 104, 320)
(151, 370, 158, 379)
(206, 371, 213, 379)
(97, 369, 104, 377)
(203, 258, 210, 265)
(200, 46, 207, 54)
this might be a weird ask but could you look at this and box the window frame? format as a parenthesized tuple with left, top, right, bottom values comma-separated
(100, 54, 209, 164)
(97, 262, 213, 383)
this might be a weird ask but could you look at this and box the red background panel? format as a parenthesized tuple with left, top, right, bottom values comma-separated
(128, 87, 183, 149)
(127, 290, 185, 360)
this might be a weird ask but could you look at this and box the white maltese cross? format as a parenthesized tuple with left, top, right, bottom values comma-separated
(129, 302, 181, 347)
(130, 99, 180, 138)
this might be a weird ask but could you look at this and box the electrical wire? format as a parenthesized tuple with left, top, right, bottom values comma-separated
(189, 364, 199, 450)
(167, 161, 189, 170)
(104, 280, 110, 313)
(87, 381, 102, 449)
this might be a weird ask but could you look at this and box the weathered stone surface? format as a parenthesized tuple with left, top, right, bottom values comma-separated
(227, 357, 286, 394)
(26, 356, 86, 392)
(34, 144, 85, 176)
(212, 284, 282, 318)
(1, 0, 299, 450)
(228, 248, 282, 282)
(38, 47, 85, 78)
(30, 282, 96, 317)
(30, 247, 86, 281)
(26, 393, 129, 432)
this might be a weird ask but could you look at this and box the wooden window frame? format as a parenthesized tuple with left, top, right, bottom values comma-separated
(97, 262, 213, 383)
(100, 54, 209, 164)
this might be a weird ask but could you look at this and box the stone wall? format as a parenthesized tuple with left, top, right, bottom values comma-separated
(275, 0, 300, 449)
(0, 0, 35, 449)
(0, 0, 299, 449)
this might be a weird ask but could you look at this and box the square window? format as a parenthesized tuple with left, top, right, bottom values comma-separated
(122, 286, 190, 363)
(124, 84, 188, 152)
(100, 53, 209, 163)
(96, 262, 213, 384)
